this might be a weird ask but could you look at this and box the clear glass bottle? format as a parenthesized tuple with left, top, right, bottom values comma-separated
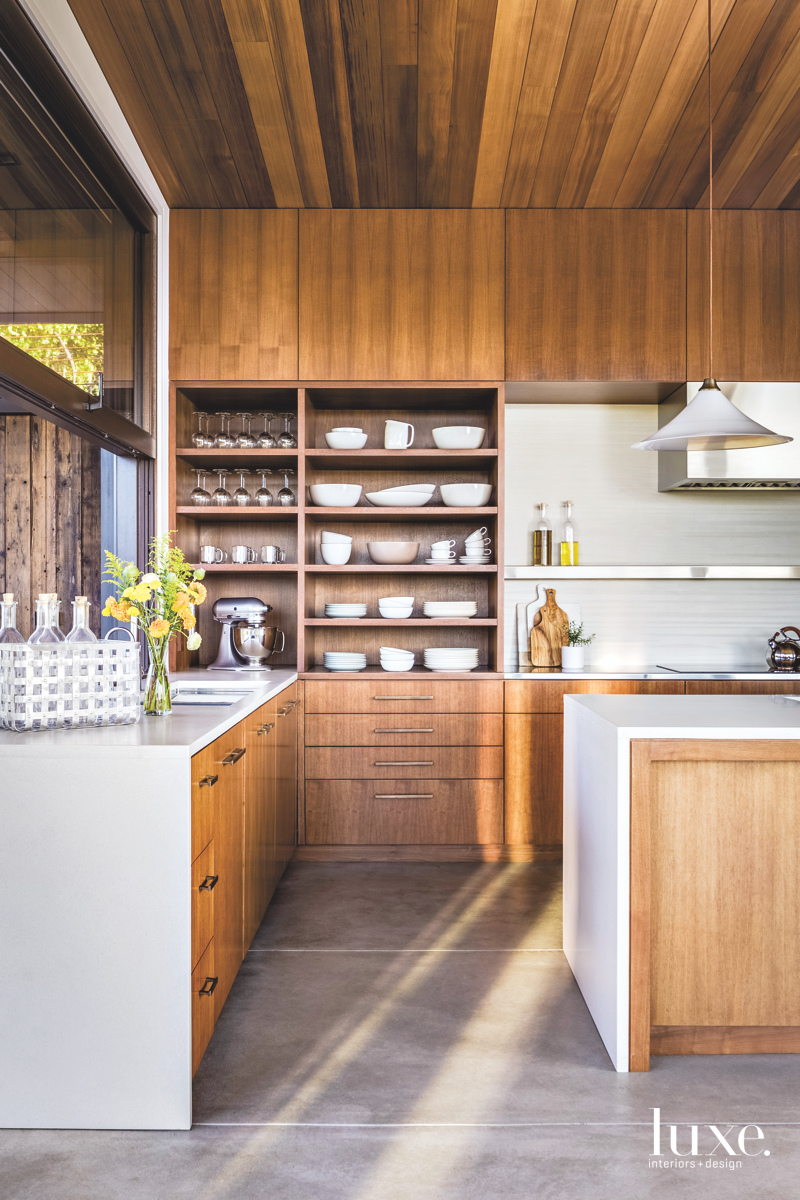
(0, 593, 24, 643)
(28, 594, 63, 644)
(532, 503, 552, 566)
(559, 501, 579, 566)
(66, 596, 98, 643)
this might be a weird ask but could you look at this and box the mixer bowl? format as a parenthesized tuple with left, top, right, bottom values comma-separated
(233, 622, 285, 665)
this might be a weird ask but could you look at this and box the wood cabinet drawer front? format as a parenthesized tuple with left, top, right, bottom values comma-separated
(191, 939, 216, 1077)
(306, 779, 503, 844)
(305, 713, 504, 747)
(505, 679, 685, 714)
(191, 744, 218, 861)
(305, 680, 504, 714)
(686, 681, 800, 695)
(306, 746, 504, 779)
(191, 841, 215, 971)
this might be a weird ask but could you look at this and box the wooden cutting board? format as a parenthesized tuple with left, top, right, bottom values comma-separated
(530, 588, 569, 668)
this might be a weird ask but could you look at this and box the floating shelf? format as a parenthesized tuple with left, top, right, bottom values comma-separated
(305, 564, 498, 573)
(505, 565, 800, 580)
(176, 506, 298, 521)
(300, 666, 502, 679)
(305, 506, 497, 522)
(304, 449, 498, 470)
(304, 618, 498, 626)
(176, 448, 299, 466)
(189, 563, 298, 573)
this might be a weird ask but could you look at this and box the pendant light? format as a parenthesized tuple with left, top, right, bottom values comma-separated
(632, 0, 791, 453)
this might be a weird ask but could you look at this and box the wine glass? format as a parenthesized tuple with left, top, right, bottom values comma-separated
(214, 412, 234, 449)
(277, 412, 297, 449)
(211, 469, 232, 506)
(191, 411, 210, 448)
(236, 412, 257, 449)
(257, 412, 276, 448)
(255, 470, 273, 506)
(233, 469, 252, 506)
(189, 470, 211, 505)
(277, 469, 296, 507)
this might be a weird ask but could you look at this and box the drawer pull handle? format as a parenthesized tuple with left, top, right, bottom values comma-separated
(374, 761, 434, 767)
(374, 728, 434, 734)
(198, 774, 218, 788)
(278, 707, 291, 717)
(222, 748, 246, 765)
(198, 976, 218, 997)
(373, 696, 433, 701)
(374, 793, 433, 799)
(199, 874, 219, 892)
(257, 723, 275, 735)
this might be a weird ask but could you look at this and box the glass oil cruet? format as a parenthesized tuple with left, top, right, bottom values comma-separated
(559, 501, 579, 566)
(0, 593, 24, 643)
(66, 596, 98, 643)
(28, 593, 64, 644)
(532, 504, 552, 567)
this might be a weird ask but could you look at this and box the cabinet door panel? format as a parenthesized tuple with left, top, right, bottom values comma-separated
(244, 698, 278, 949)
(205, 722, 246, 1019)
(305, 712, 504, 746)
(276, 687, 298, 874)
(191, 841, 215, 971)
(192, 939, 216, 1077)
(191, 744, 219, 862)
(686, 681, 800, 695)
(306, 779, 503, 845)
(504, 714, 563, 845)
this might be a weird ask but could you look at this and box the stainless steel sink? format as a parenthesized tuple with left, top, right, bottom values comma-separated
(170, 685, 258, 707)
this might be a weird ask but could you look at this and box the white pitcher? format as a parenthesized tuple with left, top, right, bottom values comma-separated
(384, 420, 414, 449)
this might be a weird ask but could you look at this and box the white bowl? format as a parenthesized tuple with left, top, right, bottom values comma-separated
(367, 541, 419, 565)
(321, 531, 353, 544)
(379, 609, 413, 619)
(325, 431, 368, 449)
(365, 490, 432, 508)
(310, 484, 362, 507)
(380, 660, 414, 672)
(439, 483, 493, 507)
(431, 426, 486, 450)
(380, 645, 414, 655)
(379, 596, 414, 604)
(320, 544, 352, 565)
(381, 483, 436, 495)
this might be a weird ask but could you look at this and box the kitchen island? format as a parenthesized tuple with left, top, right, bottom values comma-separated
(563, 693, 800, 1072)
(0, 669, 297, 1130)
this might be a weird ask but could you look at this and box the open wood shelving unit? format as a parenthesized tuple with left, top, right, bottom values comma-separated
(170, 381, 504, 678)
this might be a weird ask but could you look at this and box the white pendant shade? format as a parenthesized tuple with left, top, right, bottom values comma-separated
(632, 379, 793, 452)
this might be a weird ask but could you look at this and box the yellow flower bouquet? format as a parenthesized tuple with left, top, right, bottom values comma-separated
(103, 533, 207, 716)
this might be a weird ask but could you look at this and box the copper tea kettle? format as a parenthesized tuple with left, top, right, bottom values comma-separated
(767, 626, 800, 671)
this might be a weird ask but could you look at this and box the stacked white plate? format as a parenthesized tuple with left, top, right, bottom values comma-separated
(459, 554, 492, 564)
(380, 646, 415, 672)
(323, 652, 367, 672)
(423, 647, 480, 672)
(423, 601, 478, 618)
(325, 603, 367, 618)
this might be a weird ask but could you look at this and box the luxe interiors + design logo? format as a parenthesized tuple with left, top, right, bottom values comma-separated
(649, 1108, 771, 1170)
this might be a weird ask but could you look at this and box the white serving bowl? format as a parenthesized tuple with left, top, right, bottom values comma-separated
(431, 426, 486, 450)
(325, 431, 368, 449)
(439, 483, 493, 507)
(380, 483, 437, 495)
(320, 544, 352, 565)
(379, 608, 413, 619)
(310, 484, 362, 507)
(367, 541, 419, 565)
(321, 530, 353, 544)
(379, 596, 414, 604)
(365, 490, 432, 508)
(380, 659, 414, 672)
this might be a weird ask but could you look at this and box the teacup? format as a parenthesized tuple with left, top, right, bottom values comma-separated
(430, 550, 456, 561)
(465, 527, 489, 543)
(431, 539, 456, 550)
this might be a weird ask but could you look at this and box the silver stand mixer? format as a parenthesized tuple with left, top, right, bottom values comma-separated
(208, 597, 285, 671)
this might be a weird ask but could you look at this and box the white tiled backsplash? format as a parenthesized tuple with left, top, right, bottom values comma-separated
(504, 402, 800, 671)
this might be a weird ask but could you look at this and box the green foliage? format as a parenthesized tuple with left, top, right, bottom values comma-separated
(568, 620, 595, 647)
(0, 323, 103, 392)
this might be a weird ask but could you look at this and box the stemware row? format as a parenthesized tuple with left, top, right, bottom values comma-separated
(189, 468, 297, 507)
(191, 411, 297, 449)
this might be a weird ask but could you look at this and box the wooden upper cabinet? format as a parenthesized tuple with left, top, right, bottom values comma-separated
(298, 210, 505, 380)
(687, 211, 800, 381)
(169, 210, 299, 380)
(505, 210, 686, 381)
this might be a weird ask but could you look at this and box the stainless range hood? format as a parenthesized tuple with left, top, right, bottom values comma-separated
(658, 382, 800, 490)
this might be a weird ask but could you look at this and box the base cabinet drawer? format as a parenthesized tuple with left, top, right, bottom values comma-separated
(305, 712, 504, 746)
(192, 939, 216, 1076)
(191, 841, 215, 971)
(306, 746, 504, 779)
(306, 779, 504, 844)
(305, 680, 504, 714)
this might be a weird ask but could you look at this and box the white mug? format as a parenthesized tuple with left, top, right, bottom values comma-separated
(384, 420, 414, 449)
(200, 545, 226, 563)
(232, 545, 256, 563)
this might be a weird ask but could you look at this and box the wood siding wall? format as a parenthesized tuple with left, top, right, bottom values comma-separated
(170, 208, 800, 382)
(0, 415, 101, 638)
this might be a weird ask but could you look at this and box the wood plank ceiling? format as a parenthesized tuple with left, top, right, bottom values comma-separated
(68, 0, 800, 209)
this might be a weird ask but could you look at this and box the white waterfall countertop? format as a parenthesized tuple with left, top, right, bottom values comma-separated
(0, 668, 298, 757)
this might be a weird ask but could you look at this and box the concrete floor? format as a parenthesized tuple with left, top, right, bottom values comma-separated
(3, 861, 799, 1198)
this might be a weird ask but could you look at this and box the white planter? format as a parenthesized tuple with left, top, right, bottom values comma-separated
(561, 645, 585, 671)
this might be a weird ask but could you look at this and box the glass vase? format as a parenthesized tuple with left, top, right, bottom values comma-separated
(144, 638, 172, 716)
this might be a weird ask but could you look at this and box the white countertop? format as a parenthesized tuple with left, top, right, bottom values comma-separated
(0, 668, 298, 757)
(505, 666, 798, 680)
(566, 692, 800, 736)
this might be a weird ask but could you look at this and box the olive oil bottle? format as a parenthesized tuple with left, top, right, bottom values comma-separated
(532, 502, 553, 566)
(559, 501, 579, 566)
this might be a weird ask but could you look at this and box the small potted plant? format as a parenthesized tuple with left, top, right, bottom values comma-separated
(562, 620, 594, 671)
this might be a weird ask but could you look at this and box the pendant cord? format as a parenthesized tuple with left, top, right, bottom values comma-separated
(708, 0, 713, 382)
